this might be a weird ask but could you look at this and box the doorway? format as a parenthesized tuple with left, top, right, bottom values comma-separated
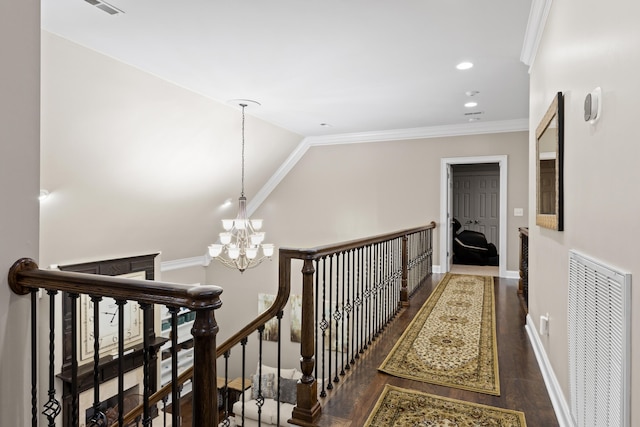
(440, 155, 507, 278)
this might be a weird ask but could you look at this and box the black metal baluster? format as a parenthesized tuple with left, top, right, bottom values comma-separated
(346, 250, 354, 368)
(116, 299, 127, 427)
(257, 325, 265, 424)
(326, 256, 333, 391)
(161, 395, 168, 427)
(87, 296, 106, 427)
(314, 259, 319, 382)
(373, 244, 378, 336)
(140, 303, 152, 427)
(340, 252, 347, 376)
(387, 240, 392, 312)
(332, 254, 342, 383)
(356, 248, 363, 358)
(389, 239, 395, 317)
(69, 293, 80, 427)
(396, 237, 400, 307)
(41, 289, 62, 427)
(221, 349, 230, 426)
(276, 309, 283, 426)
(364, 245, 370, 349)
(381, 241, 387, 323)
(319, 257, 328, 397)
(168, 306, 180, 427)
(30, 289, 37, 427)
(241, 337, 248, 424)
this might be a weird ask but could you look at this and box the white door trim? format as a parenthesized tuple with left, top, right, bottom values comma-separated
(440, 155, 508, 278)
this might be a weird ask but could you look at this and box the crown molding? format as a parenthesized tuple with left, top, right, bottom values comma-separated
(521, 0, 553, 69)
(247, 118, 528, 216)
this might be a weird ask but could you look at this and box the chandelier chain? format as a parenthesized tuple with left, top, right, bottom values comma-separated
(241, 103, 246, 198)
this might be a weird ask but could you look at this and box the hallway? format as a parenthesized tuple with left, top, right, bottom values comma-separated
(315, 273, 558, 426)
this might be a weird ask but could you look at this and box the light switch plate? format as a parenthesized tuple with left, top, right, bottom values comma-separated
(514, 208, 524, 217)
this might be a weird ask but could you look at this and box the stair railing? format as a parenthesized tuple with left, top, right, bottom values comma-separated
(8, 221, 435, 427)
(8, 257, 223, 427)
(282, 221, 436, 425)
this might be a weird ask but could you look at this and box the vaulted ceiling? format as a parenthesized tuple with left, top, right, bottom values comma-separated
(42, 0, 532, 137)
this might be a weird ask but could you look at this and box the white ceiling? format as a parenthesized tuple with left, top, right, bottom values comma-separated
(42, 0, 532, 137)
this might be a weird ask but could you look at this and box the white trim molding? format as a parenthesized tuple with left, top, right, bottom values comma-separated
(248, 119, 527, 216)
(161, 255, 210, 272)
(525, 314, 574, 427)
(521, 0, 554, 68)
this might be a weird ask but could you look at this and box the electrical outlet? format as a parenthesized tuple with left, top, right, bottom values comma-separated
(539, 313, 549, 336)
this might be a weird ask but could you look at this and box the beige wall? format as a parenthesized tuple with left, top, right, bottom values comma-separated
(39, 30, 529, 379)
(0, 1, 40, 425)
(39, 31, 302, 269)
(529, 0, 640, 423)
(207, 131, 529, 374)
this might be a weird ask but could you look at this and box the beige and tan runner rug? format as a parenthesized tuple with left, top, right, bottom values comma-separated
(378, 273, 500, 395)
(364, 384, 526, 427)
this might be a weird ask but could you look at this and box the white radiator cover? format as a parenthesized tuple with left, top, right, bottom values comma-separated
(568, 250, 631, 427)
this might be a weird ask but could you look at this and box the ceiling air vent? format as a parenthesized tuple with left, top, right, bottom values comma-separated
(84, 0, 124, 15)
(464, 111, 484, 116)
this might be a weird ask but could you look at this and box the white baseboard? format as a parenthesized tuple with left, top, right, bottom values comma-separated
(504, 269, 520, 279)
(525, 314, 574, 427)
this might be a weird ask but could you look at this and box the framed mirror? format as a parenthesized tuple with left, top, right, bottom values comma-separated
(536, 92, 564, 230)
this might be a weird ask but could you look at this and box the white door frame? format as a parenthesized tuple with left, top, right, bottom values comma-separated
(440, 155, 508, 278)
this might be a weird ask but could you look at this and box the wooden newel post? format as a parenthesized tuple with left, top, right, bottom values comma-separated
(400, 235, 409, 306)
(290, 258, 322, 426)
(190, 286, 223, 427)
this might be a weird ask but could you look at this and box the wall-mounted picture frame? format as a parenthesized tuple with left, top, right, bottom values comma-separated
(258, 293, 279, 342)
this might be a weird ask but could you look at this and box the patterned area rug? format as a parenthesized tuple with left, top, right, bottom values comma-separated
(378, 273, 500, 395)
(364, 385, 526, 427)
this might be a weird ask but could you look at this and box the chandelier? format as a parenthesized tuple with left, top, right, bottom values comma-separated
(208, 101, 274, 272)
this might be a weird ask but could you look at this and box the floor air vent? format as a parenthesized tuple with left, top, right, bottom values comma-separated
(568, 250, 631, 427)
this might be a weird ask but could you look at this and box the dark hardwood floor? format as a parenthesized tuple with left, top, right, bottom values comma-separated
(314, 273, 559, 426)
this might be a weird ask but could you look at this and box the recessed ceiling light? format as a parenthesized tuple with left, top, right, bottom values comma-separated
(465, 90, 480, 97)
(456, 62, 474, 70)
(464, 101, 478, 108)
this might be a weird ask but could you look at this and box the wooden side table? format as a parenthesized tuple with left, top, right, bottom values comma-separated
(218, 377, 251, 417)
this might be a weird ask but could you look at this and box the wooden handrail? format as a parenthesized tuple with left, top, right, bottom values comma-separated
(279, 221, 436, 260)
(8, 258, 221, 309)
(118, 259, 292, 425)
